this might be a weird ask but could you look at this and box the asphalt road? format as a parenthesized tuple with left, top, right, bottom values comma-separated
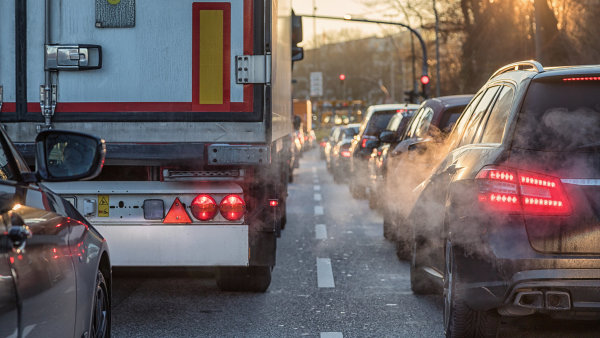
(111, 149, 600, 337)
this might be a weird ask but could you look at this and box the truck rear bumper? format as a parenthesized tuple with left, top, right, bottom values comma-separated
(97, 225, 249, 267)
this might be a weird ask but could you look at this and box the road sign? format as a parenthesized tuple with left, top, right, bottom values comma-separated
(310, 72, 323, 97)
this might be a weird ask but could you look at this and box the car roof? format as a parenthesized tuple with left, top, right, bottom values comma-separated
(533, 65, 600, 80)
(367, 103, 420, 112)
(424, 95, 474, 110)
(490, 61, 600, 83)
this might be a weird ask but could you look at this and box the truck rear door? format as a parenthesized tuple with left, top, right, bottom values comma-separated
(0, 1, 270, 145)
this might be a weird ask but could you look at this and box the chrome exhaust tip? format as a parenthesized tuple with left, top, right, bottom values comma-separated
(545, 291, 571, 311)
(514, 291, 544, 309)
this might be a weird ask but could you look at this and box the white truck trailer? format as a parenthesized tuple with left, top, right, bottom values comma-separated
(0, 0, 303, 291)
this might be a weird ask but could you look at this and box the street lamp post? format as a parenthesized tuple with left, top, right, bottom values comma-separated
(300, 14, 429, 100)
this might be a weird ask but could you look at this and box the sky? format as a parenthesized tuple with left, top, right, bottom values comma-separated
(291, 0, 391, 48)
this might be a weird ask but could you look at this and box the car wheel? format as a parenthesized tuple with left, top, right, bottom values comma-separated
(382, 216, 394, 241)
(216, 266, 272, 292)
(410, 237, 437, 295)
(368, 190, 378, 210)
(444, 240, 499, 338)
(90, 270, 110, 338)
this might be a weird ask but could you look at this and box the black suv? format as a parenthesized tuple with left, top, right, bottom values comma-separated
(408, 61, 600, 336)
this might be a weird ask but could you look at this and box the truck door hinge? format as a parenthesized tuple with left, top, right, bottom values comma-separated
(38, 84, 57, 132)
(236, 54, 271, 85)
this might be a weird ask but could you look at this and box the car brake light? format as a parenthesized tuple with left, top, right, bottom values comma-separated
(220, 194, 246, 221)
(164, 198, 192, 223)
(476, 166, 571, 215)
(320, 141, 327, 147)
(361, 137, 367, 148)
(562, 76, 600, 82)
(341, 150, 351, 157)
(190, 194, 218, 221)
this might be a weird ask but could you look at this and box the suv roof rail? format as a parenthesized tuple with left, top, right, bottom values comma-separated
(489, 60, 544, 80)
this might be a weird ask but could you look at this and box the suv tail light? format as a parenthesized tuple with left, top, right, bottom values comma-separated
(361, 137, 368, 148)
(190, 194, 218, 221)
(476, 166, 571, 215)
(220, 194, 246, 221)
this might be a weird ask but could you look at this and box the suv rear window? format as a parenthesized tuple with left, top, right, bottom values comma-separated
(365, 111, 396, 136)
(513, 81, 600, 152)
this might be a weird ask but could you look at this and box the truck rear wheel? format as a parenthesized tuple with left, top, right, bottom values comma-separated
(216, 266, 272, 292)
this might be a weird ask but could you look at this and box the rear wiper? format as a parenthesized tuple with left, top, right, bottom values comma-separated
(577, 141, 600, 151)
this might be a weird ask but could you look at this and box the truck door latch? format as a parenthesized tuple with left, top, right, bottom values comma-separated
(45, 44, 103, 71)
(236, 54, 271, 84)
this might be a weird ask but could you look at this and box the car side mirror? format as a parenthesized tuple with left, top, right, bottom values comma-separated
(379, 130, 396, 144)
(35, 130, 106, 182)
(407, 139, 431, 153)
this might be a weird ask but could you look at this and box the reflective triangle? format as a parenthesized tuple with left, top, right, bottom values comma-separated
(163, 198, 192, 224)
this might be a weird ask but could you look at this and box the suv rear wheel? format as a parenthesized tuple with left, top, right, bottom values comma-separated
(444, 241, 499, 337)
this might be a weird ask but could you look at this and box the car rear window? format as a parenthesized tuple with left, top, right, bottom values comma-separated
(365, 111, 396, 136)
(343, 127, 358, 138)
(513, 80, 600, 152)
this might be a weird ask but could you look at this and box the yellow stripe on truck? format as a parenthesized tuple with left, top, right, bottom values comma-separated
(198, 10, 224, 105)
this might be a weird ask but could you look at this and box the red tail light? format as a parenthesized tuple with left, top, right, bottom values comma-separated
(361, 137, 368, 148)
(341, 150, 351, 157)
(220, 194, 246, 221)
(563, 76, 600, 82)
(476, 166, 571, 215)
(190, 194, 218, 221)
(320, 141, 327, 147)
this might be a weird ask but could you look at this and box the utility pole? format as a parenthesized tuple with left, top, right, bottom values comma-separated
(312, 0, 318, 68)
(433, 0, 441, 97)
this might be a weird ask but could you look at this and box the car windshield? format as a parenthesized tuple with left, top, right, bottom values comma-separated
(513, 80, 600, 152)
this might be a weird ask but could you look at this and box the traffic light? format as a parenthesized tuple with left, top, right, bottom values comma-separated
(420, 75, 430, 99)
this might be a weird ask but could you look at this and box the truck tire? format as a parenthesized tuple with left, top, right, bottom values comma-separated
(216, 266, 272, 292)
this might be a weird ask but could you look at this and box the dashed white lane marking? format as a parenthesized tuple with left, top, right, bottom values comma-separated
(314, 206, 324, 215)
(317, 258, 335, 288)
(315, 224, 327, 240)
(314, 185, 321, 191)
(320, 333, 343, 338)
(312, 167, 317, 173)
(314, 193, 322, 201)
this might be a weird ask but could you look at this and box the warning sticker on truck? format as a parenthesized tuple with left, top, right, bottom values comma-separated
(98, 195, 110, 217)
